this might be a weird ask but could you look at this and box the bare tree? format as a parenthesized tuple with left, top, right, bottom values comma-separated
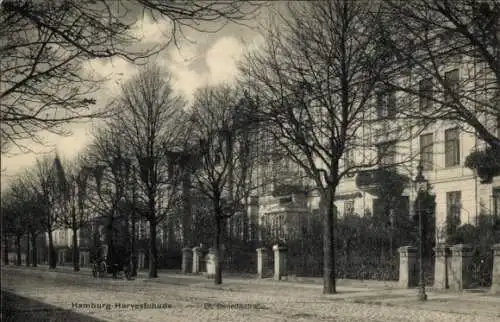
(0, 0, 266, 152)
(0, 0, 138, 151)
(189, 84, 258, 285)
(1, 184, 27, 266)
(108, 64, 187, 278)
(0, 193, 12, 265)
(17, 156, 60, 268)
(132, 1, 266, 46)
(239, 1, 417, 293)
(379, 0, 500, 148)
(52, 154, 94, 272)
(4, 175, 45, 267)
(83, 126, 134, 275)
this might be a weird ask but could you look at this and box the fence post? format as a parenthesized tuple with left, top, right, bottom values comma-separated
(192, 246, 202, 274)
(205, 248, 216, 279)
(449, 244, 473, 291)
(398, 246, 417, 288)
(433, 244, 450, 290)
(491, 244, 500, 294)
(256, 248, 268, 279)
(273, 244, 287, 281)
(181, 247, 193, 274)
(138, 250, 145, 269)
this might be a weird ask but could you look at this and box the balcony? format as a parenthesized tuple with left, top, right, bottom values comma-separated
(355, 168, 409, 198)
(272, 183, 308, 197)
(464, 146, 500, 184)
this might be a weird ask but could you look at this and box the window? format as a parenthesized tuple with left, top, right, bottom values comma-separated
(419, 78, 433, 111)
(387, 91, 396, 117)
(270, 214, 285, 241)
(445, 128, 460, 167)
(376, 90, 397, 119)
(446, 191, 461, 234)
(492, 188, 500, 218)
(344, 149, 355, 171)
(232, 213, 243, 240)
(420, 133, 434, 170)
(377, 141, 397, 166)
(496, 114, 500, 138)
(344, 200, 355, 217)
(444, 69, 459, 104)
(138, 221, 145, 240)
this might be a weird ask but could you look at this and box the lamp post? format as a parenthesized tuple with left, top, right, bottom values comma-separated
(413, 161, 428, 301)
(124, 159, 137, 277)
(73, 166, 92, 271)
(84, 163, 107, 261)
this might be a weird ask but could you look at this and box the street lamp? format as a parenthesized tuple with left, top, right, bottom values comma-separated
(117, 157, 138, 278)
(412, 161, 428, 301)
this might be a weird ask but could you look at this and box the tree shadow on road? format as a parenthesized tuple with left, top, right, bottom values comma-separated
(2, 291, 106, 322)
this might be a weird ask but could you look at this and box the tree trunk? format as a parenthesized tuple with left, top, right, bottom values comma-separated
(16, 235, 22, 266)
(26, 234, 30, 266)
(106, 216, 114, 270)
(242, 197, 249, 242)
(182, 171, 192, 246)
(72, 226, 80, 272)
(322, 189, 337, 294)
(48, 229, 57, 269)
(214, 214, 222, 285)
(148, 220, 158, 278)
(131, 213, 137, 277)
(166, 215, 174, 250)
(3, 235, 9, 265)
(31, 233, 38, 267)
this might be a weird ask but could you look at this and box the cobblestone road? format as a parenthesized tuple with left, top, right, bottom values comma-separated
(2, 267, 498, 322)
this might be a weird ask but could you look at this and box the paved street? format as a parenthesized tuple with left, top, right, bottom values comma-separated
(2, 266, 500, 321)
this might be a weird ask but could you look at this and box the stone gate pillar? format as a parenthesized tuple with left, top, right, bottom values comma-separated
(491, 244, 500, 294)
(192, 246, 202, 274)
(433, 244, 450, 290)
(80, 250, 90, 267)
(398, 246, 417, 288)
(256, 248, 268, 279)
(138, 251, 145, 269)
(59, 250, 65, 265)
(273, 245, 287, 281)
(181, 247, 193, 274)
(449, 244, 473, 291)
(182, 247, 193, 274)
(205, 248, 216, 279)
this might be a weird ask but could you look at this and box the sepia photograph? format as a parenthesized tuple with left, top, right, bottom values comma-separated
(1, 0, 500, 321)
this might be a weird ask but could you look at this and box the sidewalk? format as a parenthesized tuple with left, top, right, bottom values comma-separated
(3, 263, 398, 288)
(3, 264, 500, 318)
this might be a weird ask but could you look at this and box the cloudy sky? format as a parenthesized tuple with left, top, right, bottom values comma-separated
(0, 7, 270, 186)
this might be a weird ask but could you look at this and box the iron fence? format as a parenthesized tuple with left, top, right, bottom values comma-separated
(470, 247, 493, 288)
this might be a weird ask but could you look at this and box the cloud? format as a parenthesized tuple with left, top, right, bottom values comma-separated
(128, 14, 174, 44)
(84, 57, 138, 96)
(206, 37, 245, 84)
(1, 16, 263, 181)
(167, 36, 257, 102)
(167, 42, 207, 101)
(0, 125, 93, 187)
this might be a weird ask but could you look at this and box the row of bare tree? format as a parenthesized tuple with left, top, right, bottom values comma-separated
(2, 1, 500, 294)
(1, 65, 265, 285)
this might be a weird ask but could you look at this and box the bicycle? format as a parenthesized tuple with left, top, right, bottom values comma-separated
(92, 259, 106, 278)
